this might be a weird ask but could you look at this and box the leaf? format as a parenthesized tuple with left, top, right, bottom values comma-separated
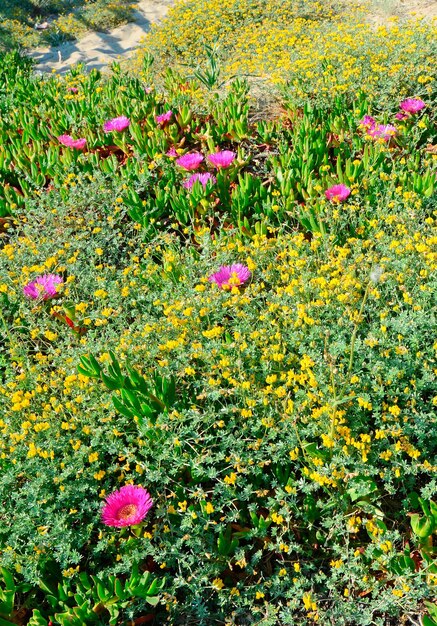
(410, 513, 434, 539)
(346, 476, 378, 502)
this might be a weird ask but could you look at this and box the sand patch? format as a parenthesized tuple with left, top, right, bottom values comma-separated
(365, 0, 437, 22)
(31, 0, 175, 74)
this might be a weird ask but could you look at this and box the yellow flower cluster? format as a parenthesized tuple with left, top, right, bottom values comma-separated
(135, 0, 436, 105)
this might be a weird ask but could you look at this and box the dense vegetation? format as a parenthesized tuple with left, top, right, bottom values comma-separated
(0, 1, 436, 624)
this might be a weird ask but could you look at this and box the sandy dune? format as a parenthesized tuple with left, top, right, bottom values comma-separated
(31, 0, 175, 74)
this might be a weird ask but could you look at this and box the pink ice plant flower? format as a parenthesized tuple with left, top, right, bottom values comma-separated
(23, 274, 63, 300)
(101, 485, 153, 528)
(367, 124, 397, 141)
(208, 264, 251, 289)
(67, 87, 78, 93)
(156, 110, 173, 125)
(58, 134, 87, 150)
(400, 98, 426, 114)
(166, 146, 178, 157)
(103, 116, 130, 133)
(325, 184, 351, 202)
(176, 152, 204, 171)
(395, 112, 409, 121)
(207, 150, 236, 168)
(183, 172, 216, 190)
(359, 115, 376, 129)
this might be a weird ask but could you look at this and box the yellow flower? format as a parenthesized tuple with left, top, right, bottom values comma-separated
(212, 578, 224, 591)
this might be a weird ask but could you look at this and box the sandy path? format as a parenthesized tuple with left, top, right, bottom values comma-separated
(31, 0, 175, 74)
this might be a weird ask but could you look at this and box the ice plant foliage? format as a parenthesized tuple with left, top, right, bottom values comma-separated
(207, 150, 236, 168)
(23, 274, 63, 300)
(400, 98, 426, 114)
(208, 264, 251, 289)
(176, 152, 204, 170)
(183, 172, 216, 190)
(103, 116, 130, 133)
(58, 135, 87, 150)
(325, 184, 351, 202)
(101, 485, 153, 528)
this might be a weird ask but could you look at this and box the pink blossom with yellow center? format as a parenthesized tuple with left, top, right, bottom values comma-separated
(103, 116, 130, 133)
(101, 485, 153, 527)
(400, 98, 426, 114)
(208, 264, 251, 289)
(207, 150, 236, 168)
(156, 110, 173, 125)
(23, 274, 63, 300)
(176, 152, 204, 170)
(325, 184, 351, 202)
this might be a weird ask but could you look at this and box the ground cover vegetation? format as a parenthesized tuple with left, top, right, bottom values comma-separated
(0, 0, 134, 50)
(0, 0, 436, 623)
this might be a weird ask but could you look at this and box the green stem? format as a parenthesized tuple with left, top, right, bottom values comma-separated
(0, 304, 15, 344)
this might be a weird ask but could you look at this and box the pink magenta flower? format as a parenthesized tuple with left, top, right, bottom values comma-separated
(208, 264, 251, 289)
(23, 274, 63, 300)
(58, 134, 87, 150)
(359, 115, 376, 129)
(183, 172, 216, 190)
(325, 184, 351, 202)
(400, 98, 426, 114)
(67, 87, 78, 93)
(176, 152, 204, 171)
(166, 147, 178, 157)
(367, 124, 397, 141)
(207, 150, 236, 168)
(395, 112, 409, 121)
(103, 116, 130, 133)
(156, 110, 173, 125)
(101, 485, 153, 528)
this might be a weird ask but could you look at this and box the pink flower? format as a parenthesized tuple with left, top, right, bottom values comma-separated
(156, 110, 173, 125)
(67, 87, 78, 93)
(395, 112, 409, 121)
(166, 147, 178, 157)
(176, 152, 204, 171)
(359, 115, 376, 129)
(101, 485, 153, 528)
(207, 150, 236, 168)
(103, 116, 130, 133)
(400, 98, 426, 114)
(23, 274, 63, 300)
(208, 264, 251, 289)
(325, 184, 351, 202)
(58, 134, 87, 150)
(183, 172, 216, 190)
(367, 124, 397, 141)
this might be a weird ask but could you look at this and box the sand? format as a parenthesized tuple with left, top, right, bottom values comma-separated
(31, 0, 175, 74)
(368, 0, 437, 23)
